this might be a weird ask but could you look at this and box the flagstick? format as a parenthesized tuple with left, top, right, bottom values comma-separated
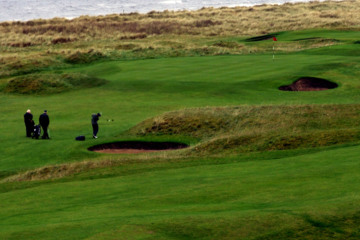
(272, 43, 275, 60)
(272, 36, 277, 60)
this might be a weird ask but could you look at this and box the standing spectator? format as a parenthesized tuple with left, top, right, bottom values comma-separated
(39, 110, 50, 139)
(24, 109, 34, 137)
(91, 113, 101, 139)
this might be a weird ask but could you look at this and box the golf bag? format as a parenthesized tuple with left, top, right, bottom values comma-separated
(75, 135, 85, 141)
(32, 125, 41, 139)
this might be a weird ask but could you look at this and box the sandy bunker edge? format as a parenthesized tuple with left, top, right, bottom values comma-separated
(279, 77, 338, 91)
(88, 141, 189, 154)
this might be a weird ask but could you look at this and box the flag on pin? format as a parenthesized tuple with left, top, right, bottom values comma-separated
(272, 36, 277, 60)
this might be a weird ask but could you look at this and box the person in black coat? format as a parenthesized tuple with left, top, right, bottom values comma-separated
(39, 110, 50, 139)
(24, 109, 34, 137)
(91, 113, 101, 138)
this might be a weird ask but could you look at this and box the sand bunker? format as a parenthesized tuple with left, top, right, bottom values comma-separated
(88, 141, 189, 154)
(279, 77, 338, 91)
(245, 34, 277, 42)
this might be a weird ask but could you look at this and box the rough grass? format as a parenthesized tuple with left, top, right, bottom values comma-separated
(130, 104, 360, 155)
(2, 0, 359, 42)
(1, 0, 360, 77)
(3, 72, 107, 94)
(64, 50, 108, 64)
(130, 104, 360, 137)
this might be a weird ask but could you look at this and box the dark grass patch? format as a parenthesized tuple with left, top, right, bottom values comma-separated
(51, 37, 77, 45)
(212, 41, 242, 49)
(88, 141, 189, 153)
(65, 50, 107, 64)
(119, 33, 147, 40)
(193, 20, 222, 28)
(152, 212, 360, 240)
(4, 72, 107, 94)
(8, 42, 34, 48)
(279, 77, 338, 91)
(256, 212, 360, 240)
(116, 43, 139, 50)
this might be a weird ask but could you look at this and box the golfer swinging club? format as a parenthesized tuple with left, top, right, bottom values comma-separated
(91, 113, 101, 139)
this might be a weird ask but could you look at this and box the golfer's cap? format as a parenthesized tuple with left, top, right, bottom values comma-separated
(27, 109, 31, 113)
(44, 110, 47, 112)
(97, 113, 101, 116)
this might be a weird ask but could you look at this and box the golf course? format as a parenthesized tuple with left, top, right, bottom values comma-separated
(1, 0, 360, 239)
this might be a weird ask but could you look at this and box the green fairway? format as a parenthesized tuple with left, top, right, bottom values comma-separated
(1, 27, 360, 239)
(1, 52, 360, 172)
(2, 145, 360, 239)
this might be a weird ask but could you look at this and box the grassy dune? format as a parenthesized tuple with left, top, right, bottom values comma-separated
(1, 0, 360, 239)
(1, 0, 360, 77)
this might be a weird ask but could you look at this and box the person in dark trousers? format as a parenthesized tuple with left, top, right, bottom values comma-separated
(24, 109, 34, 137)
(39, 110, 50, 139)
(91, 113, 101, 138)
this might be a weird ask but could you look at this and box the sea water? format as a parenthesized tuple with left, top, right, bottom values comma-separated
(0, 0, 312, 22)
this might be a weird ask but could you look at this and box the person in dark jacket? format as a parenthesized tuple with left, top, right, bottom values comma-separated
(39, 110, 50, 139)
(91, 113, 101, 138)
(24, 109, 34, 137)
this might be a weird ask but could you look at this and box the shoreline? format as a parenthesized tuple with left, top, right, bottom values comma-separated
(0, 0, 320, 23)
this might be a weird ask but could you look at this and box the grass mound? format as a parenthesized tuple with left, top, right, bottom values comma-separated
(129, 109, 230, 138)
(194, 129, 360, 155)
(64, 50, 108, 64)
(129, 104, 360, 154)
(4, 72, 107, 94)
